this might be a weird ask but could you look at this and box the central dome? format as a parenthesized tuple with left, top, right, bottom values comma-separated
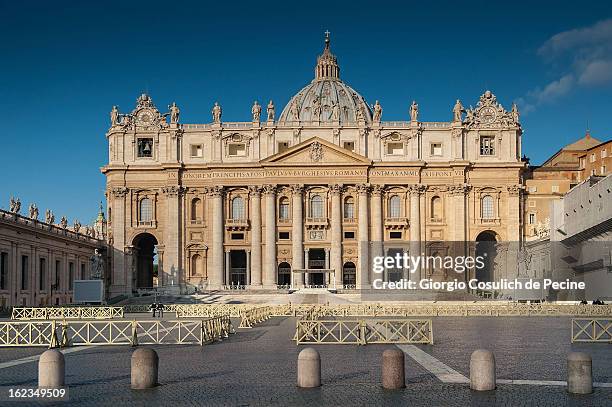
(278, 34, 372, 125)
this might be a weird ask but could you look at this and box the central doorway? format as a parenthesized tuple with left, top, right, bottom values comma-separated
(229, 250, 246, 286)
(308, 248, 326, 286)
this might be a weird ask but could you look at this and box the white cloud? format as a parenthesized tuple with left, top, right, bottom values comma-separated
(538, 19, 612, 58)
(578, 60, 612, 85)
(519, 19, 612, 115)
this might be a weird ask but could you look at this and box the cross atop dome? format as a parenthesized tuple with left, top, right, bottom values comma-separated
(315, 30, 339, 81)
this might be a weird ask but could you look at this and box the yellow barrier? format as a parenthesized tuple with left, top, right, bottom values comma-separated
(0, 316, 233, 347)
(295, 319, 433, 345)
(11, 307, 124, 320)
(571, 319, 612, 343)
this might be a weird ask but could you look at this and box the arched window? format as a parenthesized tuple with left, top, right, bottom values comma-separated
(310, 195, 324, 218)
(139, 198, 152, 222)
(481, 195, 494, 219)
(279, 197, 290, 220)
(231, 197, 245, 219)
(343, 197, 355, 219)
(191, 198, 201, 221)
(389, 195, 401, 218)
(430, 196, 442, 221)
(191, 254, 201, 276)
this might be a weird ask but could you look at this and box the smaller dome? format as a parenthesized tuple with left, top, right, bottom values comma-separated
(278, 33, 372, 125)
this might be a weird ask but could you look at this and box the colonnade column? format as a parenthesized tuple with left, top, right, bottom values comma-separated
(291, 185, 304, 288)
(209, 186, 224, 289)
(409, 185, 422, 279)
(249, 186, 262, 288)
(330, 184, 343, 288)
(370, 185, 384, 284)
(246, 250, 251, 286)
(357, 184, 370, 289)
(263, 185, 277, 288)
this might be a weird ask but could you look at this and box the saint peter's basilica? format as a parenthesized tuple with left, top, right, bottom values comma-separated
(103, 34, 524, 296)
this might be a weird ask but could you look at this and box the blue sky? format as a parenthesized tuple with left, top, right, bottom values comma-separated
(1, 0, 611, 224)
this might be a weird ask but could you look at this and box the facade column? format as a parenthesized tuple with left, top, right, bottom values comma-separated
(263, 185, 277, 288)
(162, 184, 183, 291)
(249, 186, 262, 287)
(225, 250, 230, 286)
(291, 185, 304, 288)
(330, 184, 343, 288)
(208, 186, 224, 289)
(370, 185, 384, 285)
(109, 187, 128, 297)
(357, 184, 370, 289)
(409, 185, 422, 279)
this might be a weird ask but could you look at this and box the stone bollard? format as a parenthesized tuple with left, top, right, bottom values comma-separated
(382, 349, 405, 389)
(470, 349, 495, 391)
(297, 348, 321, 388)
(131, 348, 159, 389)
(38, 349, 65, 388)
(567, 352, 592, 394)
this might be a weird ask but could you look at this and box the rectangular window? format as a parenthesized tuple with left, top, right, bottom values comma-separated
(390, 231, 403, 239)
(190, 144, 203, 157)
(601, 166, 606, 175)
(39, 258, 47, 291)
(343, 141, 355, 152)
(590, 153, 595, 163)
(344, 231, 355, 239)
(21, 255, 29, 290)
(278, 232, 290, 240)
(277, 142, 290, 153)
(137, 138, 153, 158)
(69, 262, 74, 291)
(387, 142, 404, 155)
(230, 233, 244, 240)
(430, 143, 442, 156)
(551, 185, 559, 193)
(80, 263, 85, 280)
(601, 150, 607, 158)
(228, 143, 246, 157)
(480, 136, 495, 156)
(0, 252, 8, 290)
(529, 213, 536, 225)
(580, 157, 586, 169)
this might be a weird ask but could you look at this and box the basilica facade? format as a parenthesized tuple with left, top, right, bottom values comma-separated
(103, 35, 525, 296)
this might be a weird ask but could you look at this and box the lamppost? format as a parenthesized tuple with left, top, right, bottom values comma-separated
(50, 274, 59, 306)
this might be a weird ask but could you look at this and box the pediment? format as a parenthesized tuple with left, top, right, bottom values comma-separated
(261, 137, 371, 165)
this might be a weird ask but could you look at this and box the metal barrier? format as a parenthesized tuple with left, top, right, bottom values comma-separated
(295, 319, 433, 345)
(11, 307, 124, 320)
(571, 319, 612, 343)
(238, 306, 274, 328)
(290, 303, 612, 318)
(0, 316, 233, 347)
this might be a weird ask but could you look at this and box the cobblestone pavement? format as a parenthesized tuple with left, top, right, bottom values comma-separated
(0, 316, 610, 406)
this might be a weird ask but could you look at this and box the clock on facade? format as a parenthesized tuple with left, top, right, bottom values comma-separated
(479, 107, 496, 124)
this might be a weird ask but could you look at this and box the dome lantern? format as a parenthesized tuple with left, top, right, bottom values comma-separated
(315, 31, 340, 81)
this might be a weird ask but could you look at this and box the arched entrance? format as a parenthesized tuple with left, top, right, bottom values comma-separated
(342, 262, 356, 288)
(133, 233, 158, 288)
(277, 262, 291, 286)
(475, 231, 497, 283)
